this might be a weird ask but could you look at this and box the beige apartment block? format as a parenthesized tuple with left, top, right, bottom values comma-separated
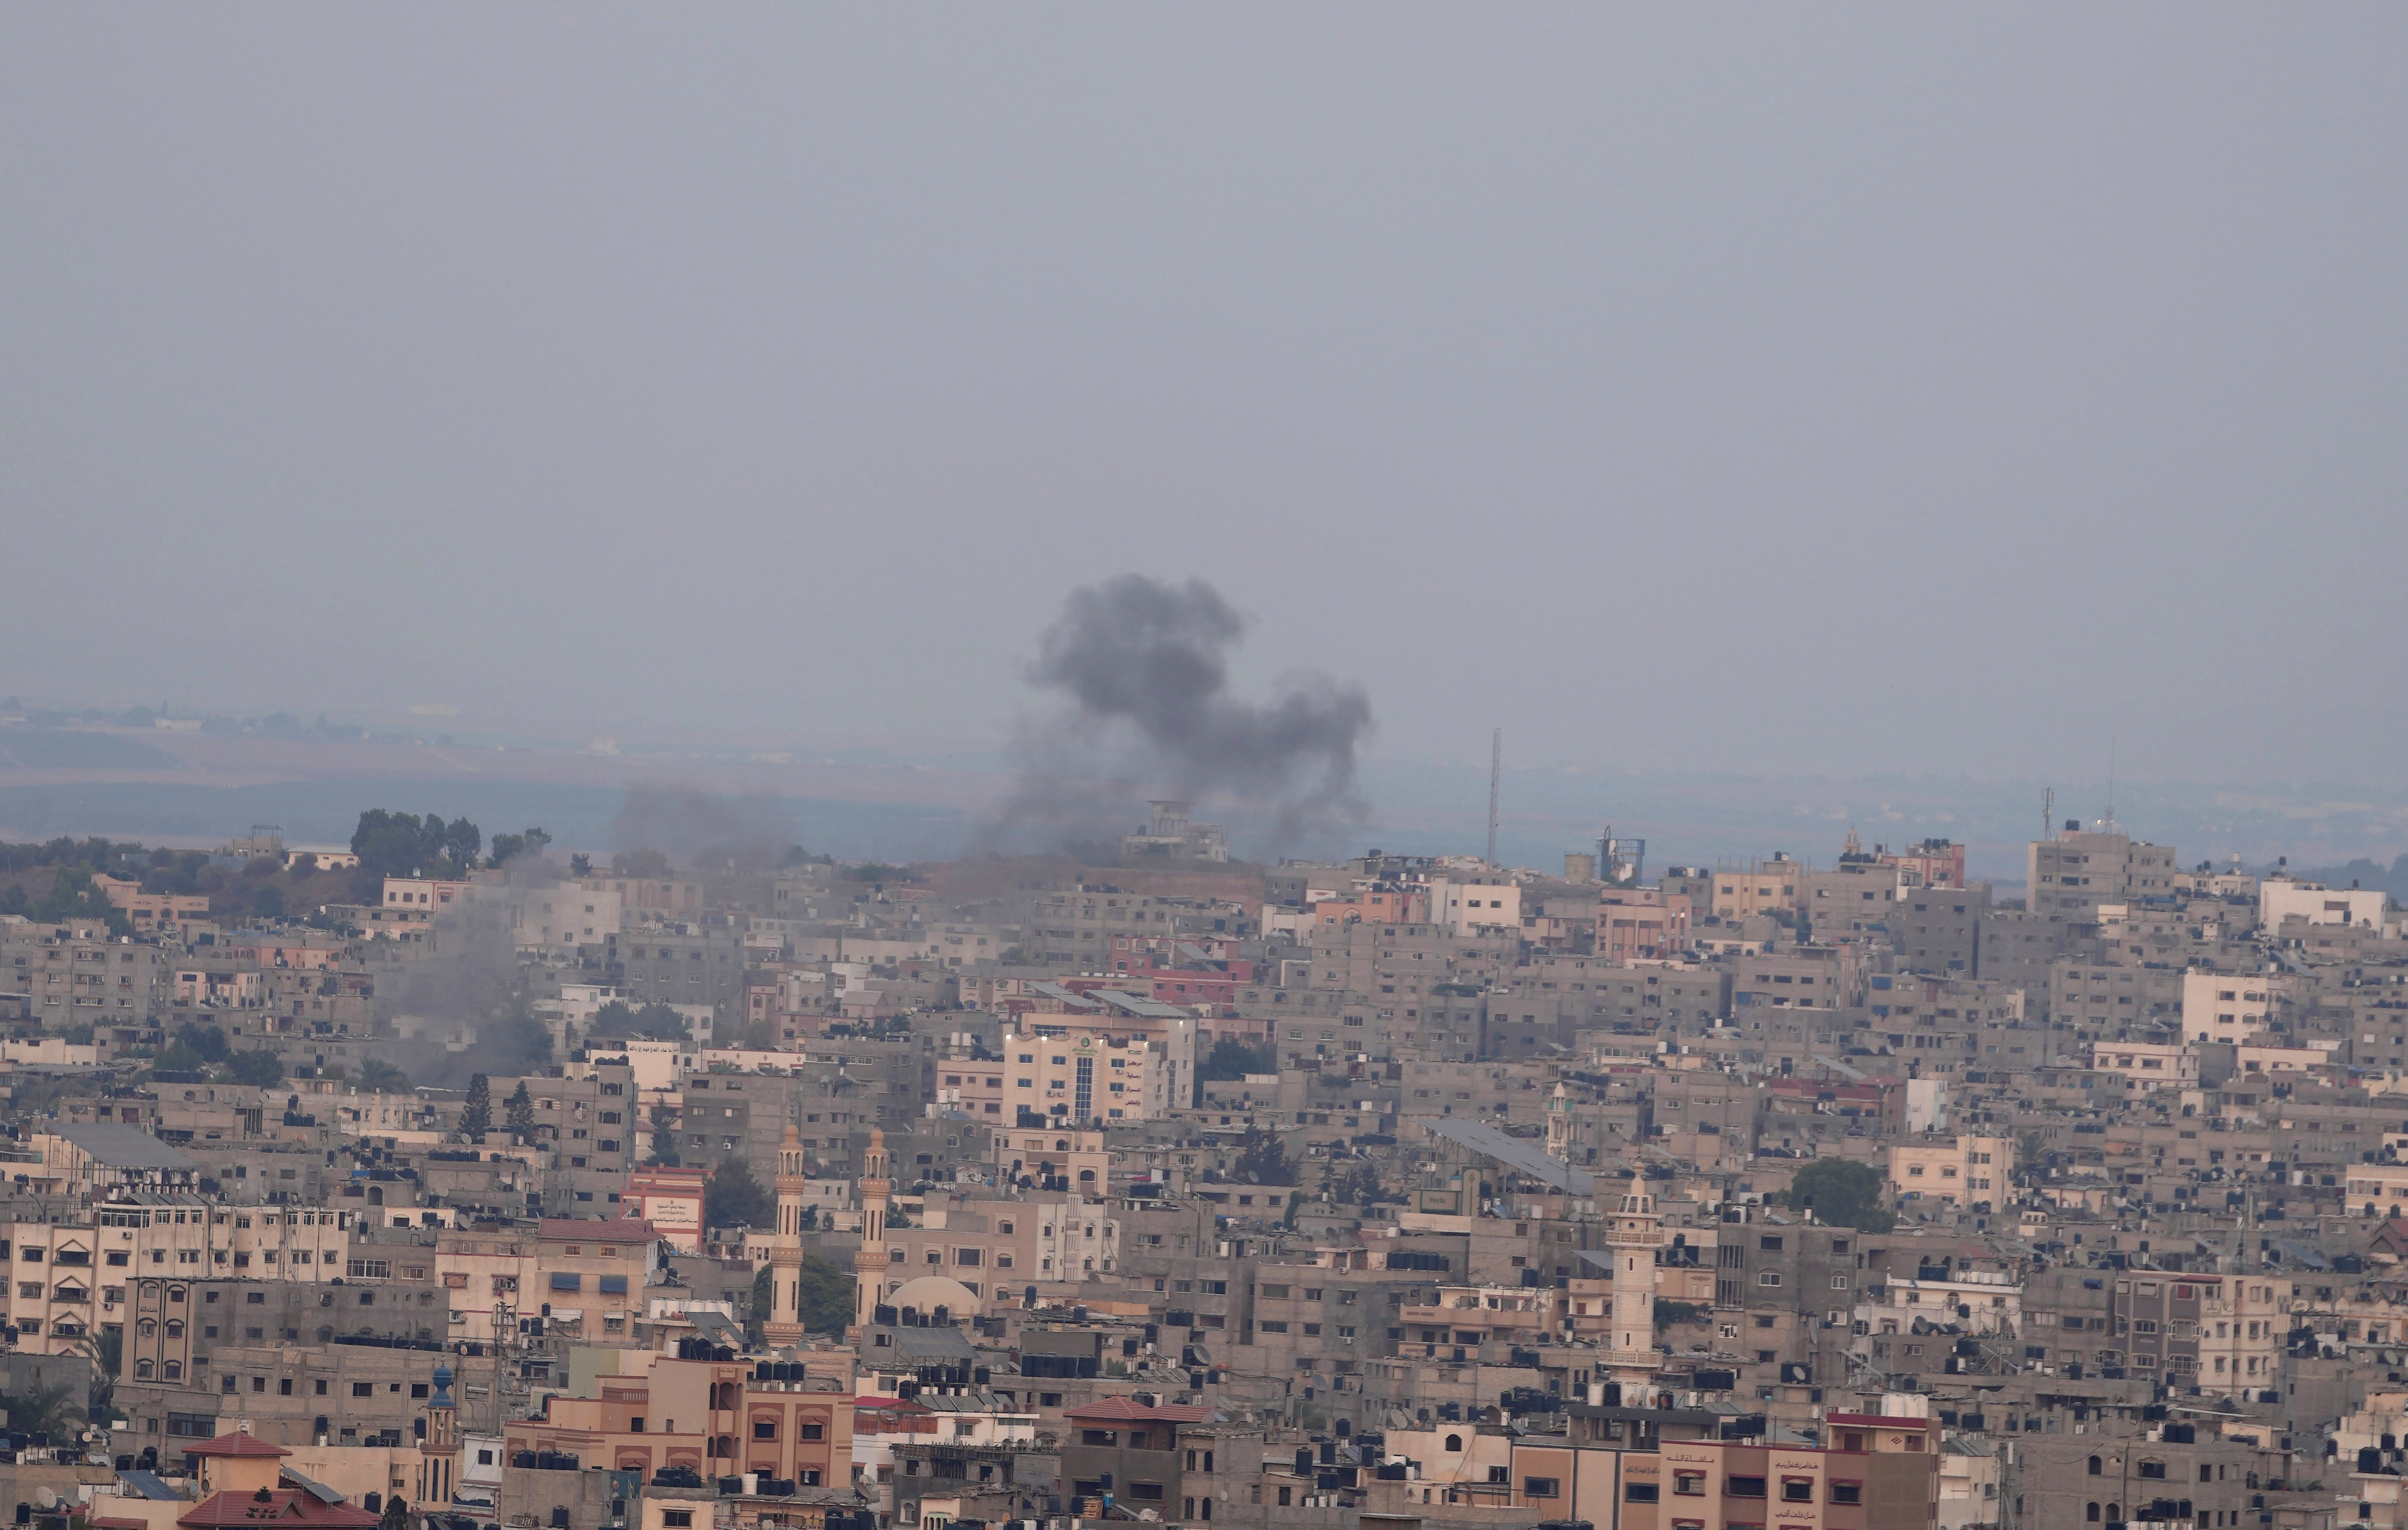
(1712, 856, 1805, 920)
(2028, 826, 2178, 918)
(1886, 1134, 2013, 1207)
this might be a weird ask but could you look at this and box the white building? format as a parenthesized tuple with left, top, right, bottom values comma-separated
(2260, 877, 2389, 933)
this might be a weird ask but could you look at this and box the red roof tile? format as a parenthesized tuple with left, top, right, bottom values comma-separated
(179, 1491, 377, 1530)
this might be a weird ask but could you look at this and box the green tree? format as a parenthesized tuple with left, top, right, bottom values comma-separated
(460, 1073, 493, 1138)
(174, 1022, 231, 1064)
(705, 1159, 773, 1230)
(568, 853, 593, 877)
(223, 1051, 284, 1088)
(152, 1041, 208, 1075)
(506, 1080, 536, 1137)
(487, 827, 551, 868)
(1654, 1299, 1707, 1326)
(0, 1376, 78, 1439)
(251, 885, 285, 920)
(588, 1001, 690, 1044)
(377, 1497, 410, 1530)
(1773, 1158, 1895, 1232)
(85, 1327, 122, 1416)
(60, 1022, 94, 1047)
(1233, 1128, 1297, 1186)
(648, 1100, 681, 1165)
(1200, 1038, 1276, 1080)
(796, 1253, 854, 1333)
(745, 1264, 774, 1346)
(352, 810, 482, 881)
(356, 1058, 412, 1094)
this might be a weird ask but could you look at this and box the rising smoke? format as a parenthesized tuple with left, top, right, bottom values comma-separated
(993, 575, 1374, 856)
(612, 784, 795, 871)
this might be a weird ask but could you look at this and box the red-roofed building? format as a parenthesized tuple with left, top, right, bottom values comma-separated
(174, 1432, 379, 1530)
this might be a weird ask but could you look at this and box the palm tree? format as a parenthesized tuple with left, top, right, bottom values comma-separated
(357, 1058, 413, 1094)
(0, 1378, 78, 1440)
(80, 1327, 121, 1418)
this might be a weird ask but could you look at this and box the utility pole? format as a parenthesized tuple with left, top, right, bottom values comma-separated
(1486, 728, 1501, 866)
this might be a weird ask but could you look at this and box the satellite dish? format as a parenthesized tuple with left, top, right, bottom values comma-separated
(36, 1489, 58, 1509)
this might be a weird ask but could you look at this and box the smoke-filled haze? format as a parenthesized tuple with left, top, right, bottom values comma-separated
(2, 10, 2404, 786)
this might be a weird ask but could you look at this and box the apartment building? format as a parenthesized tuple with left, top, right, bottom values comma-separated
(1886, 1134, 2012, 1208)
(1710, 856, 1805, 921)
(505, 1349, 855, 1487)
(2029, 826, 2179, 918)
(1596, 888, 1693, 962)
(1803, 861, 1909, 946)
(1, 923, 171, 1021)
(1003, 1014, 1194, 1126)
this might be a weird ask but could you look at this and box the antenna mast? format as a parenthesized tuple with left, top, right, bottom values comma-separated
(1486, 728, 1501, 865)
(2104, 738, 2117, 831)
(2041, 787, 2053, 844)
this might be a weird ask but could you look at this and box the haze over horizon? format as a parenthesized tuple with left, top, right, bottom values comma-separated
(5, 9, 2405, 807)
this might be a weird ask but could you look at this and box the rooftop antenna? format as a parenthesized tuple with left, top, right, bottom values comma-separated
(1486, 727, 1502, 866)
(2040, 787, 2053, 844)
(2104, 738, 2118, 832)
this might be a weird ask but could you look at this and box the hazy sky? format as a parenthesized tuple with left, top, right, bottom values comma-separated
(5, 9, 2403, 785)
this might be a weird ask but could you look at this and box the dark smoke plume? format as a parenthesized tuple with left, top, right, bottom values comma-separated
(995, 575, 1373, 853)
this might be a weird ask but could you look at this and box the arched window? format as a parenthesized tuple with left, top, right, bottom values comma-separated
(138, 1320, 156, 1338)
(2107, 1506, 2120, 1524)
(2086, 1506, 2099, 1523)
(165, 1320, 184, 1338)
(134, 1360, 154, 1380)
(1443, 1434, 1463, 1453)
(2088, 1457, 2103, 1476)
(162, 1361, 182, 1380)
(167, 1286, 186, 1303)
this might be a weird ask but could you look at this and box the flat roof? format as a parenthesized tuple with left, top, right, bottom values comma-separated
(50, 1123, 202, 1173)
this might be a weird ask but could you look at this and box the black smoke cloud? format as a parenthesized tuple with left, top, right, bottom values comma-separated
(994, 575, 1374, 855)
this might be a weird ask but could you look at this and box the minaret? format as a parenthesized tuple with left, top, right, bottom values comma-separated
(848, 1129, 893, 1343)
(416, 1362, 459, 1507)
(1601, 1170, 1665, 1402)
(1545, 1082, 1572, 1165)
(764, 1124, 810, 1346)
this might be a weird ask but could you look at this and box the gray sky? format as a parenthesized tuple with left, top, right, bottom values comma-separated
(5, 8, 2403, 785)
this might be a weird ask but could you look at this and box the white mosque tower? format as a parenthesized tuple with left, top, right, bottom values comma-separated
(1602, 1169, 1666, 1400)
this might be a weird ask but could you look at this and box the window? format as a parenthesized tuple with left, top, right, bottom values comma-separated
(1727, 1476, 1767, 1498)
(1830, 1482, 1862, 1505)
(1674, 1473, 1706, 1496)
(1623, 1483, 1659, 1503)
(663, 1515, 693, 1529)
(754, 1421, 778, 1440)
(353, 1383, 374, 1398)
(799, 1422, 824, 1441)
(1523, 1478, 1559, 1499)
(1782, 1479, 1814, 1502)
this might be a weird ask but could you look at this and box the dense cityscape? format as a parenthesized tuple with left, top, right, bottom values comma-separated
(0, 798, 2390, 1530)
